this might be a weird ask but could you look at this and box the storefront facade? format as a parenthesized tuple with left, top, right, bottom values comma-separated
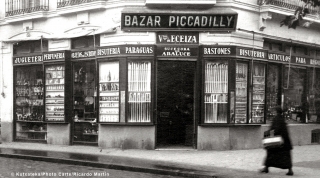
(0, 0, 320, 150)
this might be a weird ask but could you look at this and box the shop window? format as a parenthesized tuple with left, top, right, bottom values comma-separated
(204, 60, 228, 123)
(13, 40, 48, 55)
(14, 65, 46, 142)
(316, 50, 320, 59)
(251, 63, 266, 123)
(308, 68, 320, 123)
(266, 64, 280, 123)
(128, 61, 152, 123)
(295, 46, 308, 56)
(99, 61, 120, 122)
(283, 66, 307, 123)
(71, 36, 100, 49)
(263, 41, 270, 50)
(73, 61, 98, 144)
(44, 65, 65, 122)
(271, 43, 282, 51)
(234, 62, 248, 124)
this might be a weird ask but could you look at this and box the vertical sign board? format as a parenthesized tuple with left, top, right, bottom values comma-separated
(156, 32, 199, 58)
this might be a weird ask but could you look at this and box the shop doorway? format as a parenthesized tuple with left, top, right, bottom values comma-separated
(156, 61, 195, 148)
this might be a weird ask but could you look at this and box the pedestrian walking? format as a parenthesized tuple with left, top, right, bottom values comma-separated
(260, 106, 294, 176)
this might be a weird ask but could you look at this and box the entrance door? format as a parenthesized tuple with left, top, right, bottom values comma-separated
(157, 61, 195, 147)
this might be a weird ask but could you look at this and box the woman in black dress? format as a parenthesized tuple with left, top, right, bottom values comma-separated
(260, 106, 294, 176)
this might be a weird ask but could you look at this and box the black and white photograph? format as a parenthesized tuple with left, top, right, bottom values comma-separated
(0, 0, 320, 177)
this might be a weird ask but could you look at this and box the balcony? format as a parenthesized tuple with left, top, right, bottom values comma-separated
(258, 0, 320, 30)
(5, 0, 49, 17)
(259, 0, 319, 15)
(56, 0, 107, 15)
(145, 0, 216, 8)
(5, 0, 49, 23)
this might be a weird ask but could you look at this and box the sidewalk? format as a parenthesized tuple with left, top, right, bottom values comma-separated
(0, 142, 319, 177)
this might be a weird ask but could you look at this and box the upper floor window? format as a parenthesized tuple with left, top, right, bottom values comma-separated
(71, 36, 100, 49)
(13, 40, 48, 55)
(5, 0, 49, 17)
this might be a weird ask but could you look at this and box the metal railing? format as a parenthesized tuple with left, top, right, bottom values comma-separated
(5, 0, 49, 17)
(57, 0, 105, 8)
(259, 0, 319, 14)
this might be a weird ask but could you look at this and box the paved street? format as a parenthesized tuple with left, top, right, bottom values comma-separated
(0, 157, 183, 178)
(0, 142, 319, 178)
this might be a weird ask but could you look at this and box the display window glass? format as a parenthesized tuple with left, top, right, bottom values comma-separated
(204, 60, 228, 123)
(234, 62, 248, 124)
(128, 61, 152, 123)
(308, 68, 320, 123)
(15, 65, 47, 141)
(45, 65, 65, 122)
(283, 66, 306, 123)
(251, 63, 266, 123)
(73, 61, 98, 144)
(266, 64, 280, 123)
(99, 61, 120, 122)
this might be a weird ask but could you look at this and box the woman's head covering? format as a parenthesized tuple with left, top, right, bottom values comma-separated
(275, 106, 283, 114)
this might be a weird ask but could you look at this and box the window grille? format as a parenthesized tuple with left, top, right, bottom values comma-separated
(204, 61, 228, 123)
(128, 61, 151, 123)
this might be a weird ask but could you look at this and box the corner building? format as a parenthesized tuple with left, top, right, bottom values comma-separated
(0, 0, 319, 150)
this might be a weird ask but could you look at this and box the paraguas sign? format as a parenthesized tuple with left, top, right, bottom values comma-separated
(121, 13, 237, 31)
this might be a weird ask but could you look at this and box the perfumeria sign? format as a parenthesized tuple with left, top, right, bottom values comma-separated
(121, 13, 237, 31)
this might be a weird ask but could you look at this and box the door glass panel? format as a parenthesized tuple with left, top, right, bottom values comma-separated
(128, 61, 151, 122)
(99, 61, 120, 122)
(266, 64, 280, 123)
(235, 62, 248, 123)
(283, 66, 306, 123)
(251, 63, 265, 123)
(309, 68, 320, 123)
(204, 61, 228, 123)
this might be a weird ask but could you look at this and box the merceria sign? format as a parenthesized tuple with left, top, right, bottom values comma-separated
(122, 13, 237, 31)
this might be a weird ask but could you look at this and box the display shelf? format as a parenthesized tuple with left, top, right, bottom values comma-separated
(17, 131, 47, 133)
(83, 133, 98, 136)
(45, 64, 65, 124)
(16, 138, 47, 142)
(16, 120, 44, 123)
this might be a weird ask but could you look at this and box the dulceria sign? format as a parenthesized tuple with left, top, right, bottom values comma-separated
(121, 13, 237, 31)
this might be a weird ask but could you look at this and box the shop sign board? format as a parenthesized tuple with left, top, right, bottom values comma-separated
(156, 32, 199, 44)
(13, 55, 43, 65)
(96, 45, 154, 57)
(122, 13, 237, 31)
(202, 46, 236, 56)
(13, 54, 43, 64)
(237, 48, 267, 59)
(157, 46, 198, 57)
(267, 52, 316, 66)
(71, 50, 96, 59)
(43, 51, 66, 62)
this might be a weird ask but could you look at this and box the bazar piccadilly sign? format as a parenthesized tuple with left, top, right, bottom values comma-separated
(121, 13, 237, 31)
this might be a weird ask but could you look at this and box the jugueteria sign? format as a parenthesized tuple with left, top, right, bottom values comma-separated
(13, 55, 43, 64)
(122, 13, 237, 31)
